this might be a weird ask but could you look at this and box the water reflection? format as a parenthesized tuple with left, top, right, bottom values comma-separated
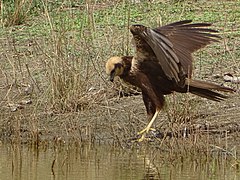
(0, 143, 239, 180)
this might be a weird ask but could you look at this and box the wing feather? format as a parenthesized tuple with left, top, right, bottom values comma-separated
(156, 20, 220, 75)
(134, 26, 182, 83)
(150, 29, 180, 79)
(130, 20, 220, 85)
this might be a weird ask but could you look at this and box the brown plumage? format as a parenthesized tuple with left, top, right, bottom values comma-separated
(105, 20, 234, 141)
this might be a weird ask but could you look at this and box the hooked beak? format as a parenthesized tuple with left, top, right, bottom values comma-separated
(109, 72, 115, 82)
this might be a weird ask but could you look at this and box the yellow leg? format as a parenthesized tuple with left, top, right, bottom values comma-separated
(138, 110, 160, 142)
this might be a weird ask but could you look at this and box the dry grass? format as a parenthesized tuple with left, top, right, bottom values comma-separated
(0, 0, 239, 162)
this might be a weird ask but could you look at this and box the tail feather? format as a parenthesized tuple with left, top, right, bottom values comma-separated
(190, 87, 227, 101)
(188, 79, 234, 101)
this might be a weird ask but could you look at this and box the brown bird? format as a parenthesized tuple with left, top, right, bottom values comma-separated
(105, 20, 234, 141)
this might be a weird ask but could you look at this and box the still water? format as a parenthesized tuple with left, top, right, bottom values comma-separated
(0, 143, 239, 180)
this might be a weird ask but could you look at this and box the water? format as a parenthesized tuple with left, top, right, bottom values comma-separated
(0, 143, 239, 180)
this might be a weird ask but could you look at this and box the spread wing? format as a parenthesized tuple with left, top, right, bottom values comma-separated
(130, 20, 220, 85)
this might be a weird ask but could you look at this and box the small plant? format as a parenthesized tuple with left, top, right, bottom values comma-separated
(2, 0, 32, 27)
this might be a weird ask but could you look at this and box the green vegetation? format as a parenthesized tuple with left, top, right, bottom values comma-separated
(0, 1, 239, 163)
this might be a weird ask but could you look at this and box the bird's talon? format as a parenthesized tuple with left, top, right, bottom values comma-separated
(138, 134, 153, 142)
(137, 127, 156, 135)
(138, 134, 146, 142)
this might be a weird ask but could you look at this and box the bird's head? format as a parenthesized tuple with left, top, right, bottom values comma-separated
(130, 24, 147, 35)
(105, 56, 124, 82)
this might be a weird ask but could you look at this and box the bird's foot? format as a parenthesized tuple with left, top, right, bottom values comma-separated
(137, 127, 156, 142)
(138, 134, 146, 142)
(137, 127, 156, 135)
(136, 110, 160, 142)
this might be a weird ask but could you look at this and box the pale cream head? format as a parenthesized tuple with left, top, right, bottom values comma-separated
(105, 56, 124, 82)
(105, 56, 123, 74)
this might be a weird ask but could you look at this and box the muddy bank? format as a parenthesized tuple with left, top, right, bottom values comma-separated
(0, 87, 239, 153)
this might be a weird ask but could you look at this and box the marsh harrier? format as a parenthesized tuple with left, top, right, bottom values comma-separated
(105, 20, 234, 141)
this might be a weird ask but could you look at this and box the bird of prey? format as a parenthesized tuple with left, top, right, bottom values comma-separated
(105, 20, 234, 142)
